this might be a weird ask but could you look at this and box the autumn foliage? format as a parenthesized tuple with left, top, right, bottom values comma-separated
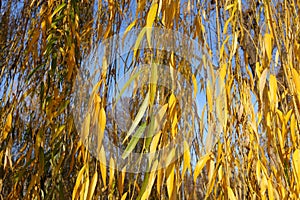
(0, 0, 300, 199)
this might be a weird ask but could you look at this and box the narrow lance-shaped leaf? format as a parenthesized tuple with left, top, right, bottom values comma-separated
(97, 107, 106, 152)
(122, 123, 147, 159)
(87, 170, 98, 200)
(123, 92, 149, 142)
(141, 160, 158, 200)
(145, 3, 158, 48)
(194, 153, 212, 182)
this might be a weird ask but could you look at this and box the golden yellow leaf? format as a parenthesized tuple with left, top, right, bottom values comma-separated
(207, 158, 215, 186)
(97, 107, 106, 151)
(82, 177, 89, 200)
(290, 114, 296, 145)
(171, 111, 178, 138)
(150, 131, 161, 153)
(98, 107, 106, 134)
(133, 28, 147, 58)
(109, 158, 115, 189)
(121, 192, 128, 200)
(149, 131, 162, 165)
(192, 74, 197, 98)
(182, 141, 191, 177)
(194, 153, 211, 182)
(268, 179, 274, 200)
(218, 165, 223, 183)
(123, 20, 136, 38)
(206, 81, 213, 112)
(166, 163, 175, 199)
(3, 113, 12, 140)
(269, 74, 277, 110)
(168, 93, 176, 115)
(157, 163, 163, 195)
(87, 171, 98, 200)
(219, 63, 227, 81)
(292, 67, 300, 94)
(292, 149, 300, 185)
(146, 3, 158, 48)
(227, 186, 237, 200)
(82, 113, 90, 144)
(260, 172, 268, 195)
(153, 103, 168, 132)
(72, 164, 86, 200)
(150, 62, 158, 105)
(264, 33, 273, 61)
(99, 146, 107, 187)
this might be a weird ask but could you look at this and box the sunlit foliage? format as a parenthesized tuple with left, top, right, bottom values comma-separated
(0, 0, 300, 199)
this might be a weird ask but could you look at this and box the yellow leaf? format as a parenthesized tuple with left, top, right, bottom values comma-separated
(153, 103, 168, 133)
(227, 186, 237, 200)
(82, 177, 89, 200)
(164, 148, 176, 166)
(264, 33, 273, 61)
(156, 163, 163, 195)
(166, 163, 175, 199)
(219, 63, 227, 81)
(97, 107, 106, 151)
(150, 131, 161, 153)
(149, 131, 162, 165)
(225, 4, 235, 10)
(99, 107, 106, 132)
(192, 74, 197, 98)
(182, 141, 191, 177)
(133, 28, 147, 58)
(260, 172, 268, 195)
(109, 158, 115, 189)
(99, 146, 107, 187)
(82, 113, 90, 144)
(122, 20, 137, 46)
(194, 153, 212, 182)
(121, 192, 128, 200)
(87, 171, 98, 200)
(146, 3, 158, 48)
(259, 68, 268, 100)
(3, 113, 12, 140)
(206, 81, 213, 112)
(256, 160, 261, 183)
(150, 62, 158, 105)
(292, 67, 300, 94)
(269, 74, 277, 110)
(268, 179, 274, 200)
(5, 113, 12, 131)
(218, 165, 223, 182)
(72, 164, 86, 200)
(291, 114, 296, 145)
(207, 158, 215, 185)
(141, 160, 158, 200)
(292, 149, 300, 185)
(168, 93, 176, 114)
(171, 112, 178, 138)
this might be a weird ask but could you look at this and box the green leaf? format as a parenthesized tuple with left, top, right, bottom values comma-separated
(51, 3, 66, 19)
(123, 92, 150, 142)
(122, 123, 147, 159)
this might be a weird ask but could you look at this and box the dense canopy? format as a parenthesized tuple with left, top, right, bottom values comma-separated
(0, 0, 300, 199)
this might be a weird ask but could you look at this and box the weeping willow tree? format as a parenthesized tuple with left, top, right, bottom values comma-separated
(1, 0, 300, 199)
